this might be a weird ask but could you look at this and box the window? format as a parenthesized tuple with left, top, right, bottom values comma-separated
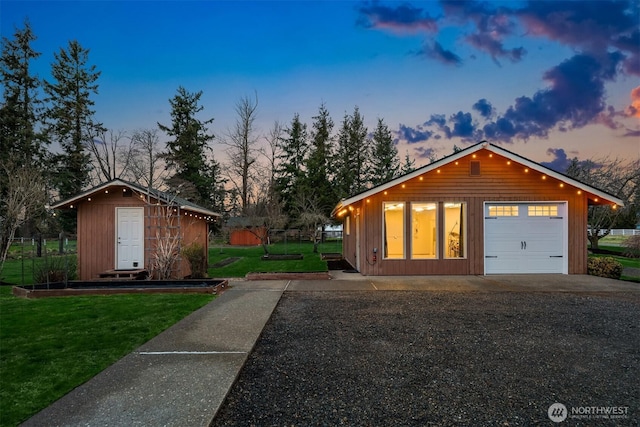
(345, 216, 350, 236)
(383, 202, 404, 259)
(528, 205, 558, 216)
(444, 202, 466, 258)
(488, 205, 519, 216)
(411, 203, 437, 259)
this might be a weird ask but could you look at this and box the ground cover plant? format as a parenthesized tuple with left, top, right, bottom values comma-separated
(208, 241, 342, 277)
(0, 286, 214, 427)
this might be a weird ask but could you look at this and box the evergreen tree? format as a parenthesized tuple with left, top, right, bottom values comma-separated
(304, 103, 336, 218)
(369, 118, 399, 186)
(334, 106, 369, 198)
(44, 40, 103, 232)
(158, 86, 222, 210)
(275, 113, 308, 219)
(400, 150, 416, 175)
(0, 20, 46, 169)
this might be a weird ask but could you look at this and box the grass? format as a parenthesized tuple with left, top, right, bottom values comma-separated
(208, 241, 342, 277)
(0, 287, 214, 427)
(0, 240, 338, 426)
(588, 244, 640, 283)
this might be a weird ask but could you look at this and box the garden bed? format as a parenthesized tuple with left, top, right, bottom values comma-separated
(261, 254, 303, 260)
(12, 279, 228, 299)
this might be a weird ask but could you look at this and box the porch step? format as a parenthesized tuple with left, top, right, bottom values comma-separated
(98, 269, 149, 280)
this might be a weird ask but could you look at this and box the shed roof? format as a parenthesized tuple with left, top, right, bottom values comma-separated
(332, 141, 624, 216)
(51, 179, 221, 220)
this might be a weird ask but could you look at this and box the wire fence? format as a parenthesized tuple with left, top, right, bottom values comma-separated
(5, 236, 76, 287)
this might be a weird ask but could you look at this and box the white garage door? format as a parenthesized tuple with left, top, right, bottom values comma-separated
(484, 203, 567, 274)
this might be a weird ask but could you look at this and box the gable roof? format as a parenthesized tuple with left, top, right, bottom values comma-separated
(333, 141, 624, 216)
(51, 179, 221, 220)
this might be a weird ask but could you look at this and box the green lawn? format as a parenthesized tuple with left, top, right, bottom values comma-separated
(208, 241, 342, 277)
(0, 287, 214, 427)
(0, 240, 338, 426)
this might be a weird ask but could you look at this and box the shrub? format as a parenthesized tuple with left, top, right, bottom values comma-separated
(621, 235, 640, 258)
(33, 256, 77, 284)
(182, 242, 207, 279)
(587, 257, 623, 279)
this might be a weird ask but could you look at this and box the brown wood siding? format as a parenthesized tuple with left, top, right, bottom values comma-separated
(75, 190, 210, 280)
(341, 149, 590, 275)
(230, 228, 263, 246)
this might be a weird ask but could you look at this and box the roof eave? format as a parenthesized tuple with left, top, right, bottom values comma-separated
(331, 141, 624, 216)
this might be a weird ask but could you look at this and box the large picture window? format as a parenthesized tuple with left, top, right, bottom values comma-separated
(411, 203, 437, 259)
(444, 202, 466, 258)
(383, 202, 404, 259)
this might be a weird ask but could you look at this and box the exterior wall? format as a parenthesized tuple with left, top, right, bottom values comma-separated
(341, 149, 590, 275)
(230, 228, 263, 246)
(76, 189, 209, 280)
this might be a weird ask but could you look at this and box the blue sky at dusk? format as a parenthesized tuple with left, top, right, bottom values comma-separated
(2, 0, 639, 170)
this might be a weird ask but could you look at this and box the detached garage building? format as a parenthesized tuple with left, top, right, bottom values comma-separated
(332, 142, 623, 275)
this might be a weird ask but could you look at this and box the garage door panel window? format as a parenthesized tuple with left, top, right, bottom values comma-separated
(488, 205, 519, 216)
(411, 203, 437, 259)
(528, 205, 559, 216)
(383, 202, 405, 259)
(445, 202, 466, 259)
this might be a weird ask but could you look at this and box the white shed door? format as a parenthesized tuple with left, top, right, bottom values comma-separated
(484, 203, 566, 274)
(116, 207, 144, 269)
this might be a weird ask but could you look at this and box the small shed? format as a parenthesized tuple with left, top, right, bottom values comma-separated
(226, 217, 265, 246)
(332, 142, 624, 276)
(52, 179, 221, 280)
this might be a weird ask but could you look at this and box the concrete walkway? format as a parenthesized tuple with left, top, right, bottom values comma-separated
(21, 274, 638, 427)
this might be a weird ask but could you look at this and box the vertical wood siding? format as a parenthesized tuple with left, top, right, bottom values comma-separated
(76, 190, 209, 280)
(342, 149, 592, 275)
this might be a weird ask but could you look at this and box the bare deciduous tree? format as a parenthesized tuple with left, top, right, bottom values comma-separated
(566, 157, 640, 249)
(0, 163, 46, 274)
(242, 197, 288, 255)
(129, 128, 167, 189)
(222, 93, 261, 214)
(293, 194, 329, 253)
(86, 129, 135, 184)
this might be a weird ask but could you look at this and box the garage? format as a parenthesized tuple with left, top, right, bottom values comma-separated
(484, 202, 567, 274)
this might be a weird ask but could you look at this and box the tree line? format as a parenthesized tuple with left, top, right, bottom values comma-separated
(0, 21, 415, 259)
(2, 20, 638, 267)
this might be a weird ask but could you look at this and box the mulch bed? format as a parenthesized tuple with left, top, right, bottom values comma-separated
(213, 291, 640, 426)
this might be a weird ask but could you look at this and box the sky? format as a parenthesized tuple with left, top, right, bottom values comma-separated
(2, 0, 639, 171)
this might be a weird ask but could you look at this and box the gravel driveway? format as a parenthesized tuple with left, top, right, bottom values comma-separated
(213, 291, 639, 426)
